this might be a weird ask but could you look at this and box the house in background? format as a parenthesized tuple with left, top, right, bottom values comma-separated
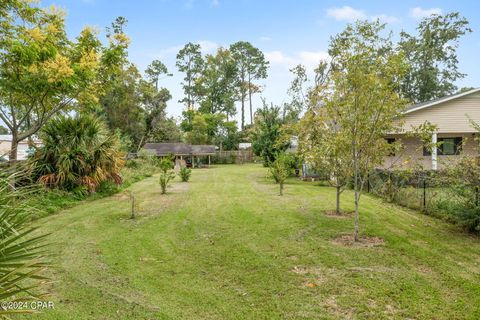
(238, 142, 252, 150)
(0, 135, 41, 161)
(385, 88, 480, 170)
(143, 143, 216, 168)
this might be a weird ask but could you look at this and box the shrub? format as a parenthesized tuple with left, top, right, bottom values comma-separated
(125, 159, 140, 169)
(269, 153, 293, 196)
(369, 160, 480, 234)
(138, 149, 159, 166)
(283, 152, 301, 172)
(180, 167, 192, 182)
(444, 157, 480, 232)
(29, 115, 125, 192)
(159, 158, 175, 194)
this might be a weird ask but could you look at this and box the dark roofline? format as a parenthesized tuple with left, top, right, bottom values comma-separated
(143, 143, 216, 156)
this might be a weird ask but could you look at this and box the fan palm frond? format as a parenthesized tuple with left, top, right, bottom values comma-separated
(0, 172, 50, 315)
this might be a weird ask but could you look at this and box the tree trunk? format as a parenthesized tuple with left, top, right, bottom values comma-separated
(353, 156, 360, 242)
(9, 132, 18, 163)
(248, 75, 253, 125)
(354, 187, 360, 241)
(137, 134, 146, 153)
(241, 97, 245, 130)
(8, 132, 19, 187)
(279, 182, 283, 196)
(130, 192, 136, 219)
(336, 186, 341, 215)
(187, 77, 192, 110)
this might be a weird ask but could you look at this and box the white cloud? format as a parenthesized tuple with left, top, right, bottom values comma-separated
(326, 6, 367, 22)
(197, 40, 220, 54)
(265, 50, 329, 70)
(211, 0, 219, 6)
(371, 14, 400, 24)
(265, 51, 298, 67)
(326, 6, 400, 24)
(410, 7, 442, 19)
(298, 51, 330, 69)
(259, 36, 272, 42)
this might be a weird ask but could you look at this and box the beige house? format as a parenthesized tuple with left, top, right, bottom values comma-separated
(0, 135, 41, 161)
(384, 88, 480, 170)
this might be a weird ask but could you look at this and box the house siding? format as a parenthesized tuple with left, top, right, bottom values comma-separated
(0, 140, 40, 160)
(399, 91, 480, 133)
(383, 133, 478, 170)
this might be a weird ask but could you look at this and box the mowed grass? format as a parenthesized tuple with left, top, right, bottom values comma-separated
(23, 164, 480, 319)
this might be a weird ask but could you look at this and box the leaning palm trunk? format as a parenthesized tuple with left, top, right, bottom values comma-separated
(0, 172, 50, 315)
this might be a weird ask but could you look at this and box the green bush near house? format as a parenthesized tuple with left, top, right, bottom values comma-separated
(179, 167, 192, 182)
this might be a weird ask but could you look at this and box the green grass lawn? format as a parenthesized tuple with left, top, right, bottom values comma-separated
(24, 164, 480, 319)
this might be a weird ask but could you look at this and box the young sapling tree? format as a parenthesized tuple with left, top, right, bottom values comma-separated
(159, 158, 176, 194)
(270, 153, 293, 196)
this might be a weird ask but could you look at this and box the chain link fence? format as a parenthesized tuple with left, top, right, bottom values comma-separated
(366, 169, 471, 216)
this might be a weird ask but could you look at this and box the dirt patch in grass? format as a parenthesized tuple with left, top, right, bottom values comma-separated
(291, 265, 324, 276)
(324, 210, 355, 218)
(292, 266, 327, 288)
(332, 234, 385, 247)
(322, 296, 355, 319)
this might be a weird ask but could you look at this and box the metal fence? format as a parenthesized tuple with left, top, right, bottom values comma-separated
(366, 169, 471, 216)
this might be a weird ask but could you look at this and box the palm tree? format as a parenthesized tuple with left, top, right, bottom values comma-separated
(29, 115, 125, 192)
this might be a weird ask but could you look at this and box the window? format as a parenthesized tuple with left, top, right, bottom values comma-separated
(423, 137, 462, 156)
(438, 137, 462, 155)
(386, 138, 395, 156)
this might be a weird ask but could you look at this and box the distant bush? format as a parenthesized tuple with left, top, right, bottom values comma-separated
(125, 159, 140, 169)
(180, 167, 192, 182)
(282, 152, 302, 173)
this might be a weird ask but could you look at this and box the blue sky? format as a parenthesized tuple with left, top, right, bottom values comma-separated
(41, 0, 480, 123)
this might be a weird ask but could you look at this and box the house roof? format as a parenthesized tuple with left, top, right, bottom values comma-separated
(405, 88, 480, 114)
(144, 143, 216, 156)
(144, 143, 191, 155)
(190, 145, 216, 155)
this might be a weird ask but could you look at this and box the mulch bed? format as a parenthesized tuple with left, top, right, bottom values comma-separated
(332, 234, 385, 247)
(324, 210, 355, 218)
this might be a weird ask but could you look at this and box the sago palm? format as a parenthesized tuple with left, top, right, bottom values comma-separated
(30, 115, 125, 192)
